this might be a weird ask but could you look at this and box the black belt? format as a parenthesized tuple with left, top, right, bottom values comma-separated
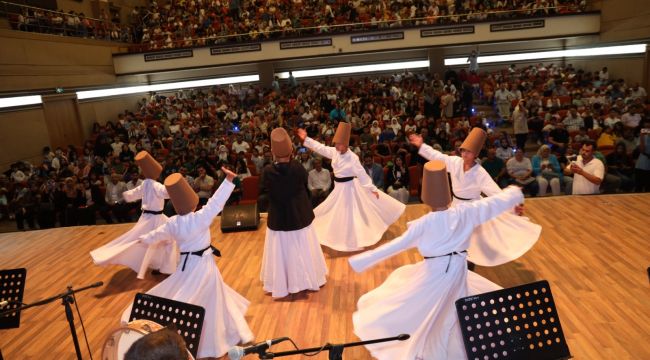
(334, 176, 356, 183)
(142, 209, 164, 215)
(424, 250, 467, 273)
(179, 245, 221, 271)
(447, 173, 474, 201)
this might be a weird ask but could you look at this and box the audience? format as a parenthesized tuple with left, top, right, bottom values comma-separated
(2, 58, 649, 231)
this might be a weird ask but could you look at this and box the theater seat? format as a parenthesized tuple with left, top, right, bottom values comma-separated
(408, 165, 421, 198)
(239, 176, 259, 205)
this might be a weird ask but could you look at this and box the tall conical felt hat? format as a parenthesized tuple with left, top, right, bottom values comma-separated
(332, 122, 351, 145)
(421, 160, 452, 211)
(135, 151, 163, 179)
(270, 128, 293, 158)
(460, 127, 487, 155)
(164, 173, 199, 215)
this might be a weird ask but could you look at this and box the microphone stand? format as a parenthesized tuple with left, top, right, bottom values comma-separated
(259, 334, 409, 360)
(0, 282, 103, 360)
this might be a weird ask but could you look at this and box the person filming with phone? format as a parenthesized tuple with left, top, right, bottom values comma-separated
(563, 140, 604, 195)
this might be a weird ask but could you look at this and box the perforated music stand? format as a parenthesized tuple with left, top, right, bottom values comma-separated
(455, 280, 571, 360)
(128, 293, 205, 359)
(0, 268, 27, 329)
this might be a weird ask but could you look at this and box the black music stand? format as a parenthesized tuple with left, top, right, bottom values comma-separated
(128, 293, 205, 359)
(0, 268, 27, 329)
(456, 280, 571, 360)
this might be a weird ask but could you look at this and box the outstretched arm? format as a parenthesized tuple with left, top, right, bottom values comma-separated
(152, 181, 170, 199)
(195, 167, 236, 228)
(303, 137, 337, 160)
(122, 184, 143, 203)
(349, 212, 434, 273)
(139, 222, 172, 245)
(461, 186, 524, 228)
(352, 157, 378, 193)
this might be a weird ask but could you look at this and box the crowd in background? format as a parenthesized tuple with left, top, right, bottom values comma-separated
(132, 0, 587, 50)
(1, 60, 648, 231)
(6, 0, 587, 50)
(7, 6, 133, 42)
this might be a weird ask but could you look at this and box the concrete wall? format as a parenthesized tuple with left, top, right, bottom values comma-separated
(0, 94, 142, 172)
(0, 29, 131, 93)
(0, 108, 49, 171)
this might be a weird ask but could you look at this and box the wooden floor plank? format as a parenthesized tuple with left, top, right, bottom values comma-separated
(0, 194, 649, 359)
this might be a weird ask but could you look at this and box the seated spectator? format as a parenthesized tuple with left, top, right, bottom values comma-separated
(606, 142, 635, 192)
(621, 105, 643, 129)
(192, 166, 214, 206)
(603, 110, 621, 128)
(506, 149, 538, 196)
(635, 119, 650, 192)
(385, 155, 410, 204)
(362, 153, 384, 190)
(562, 106, 584, 132)
(307, 158, 331, 208)
(531, 145, 563, 196)
(563, 141, 604, 195)
(0, 187, 9, 220)
(495, 138, 514, 162)
(573, 127, 591, 145)
(548, 122, 570, 156)
(596, 126, 617, 148)
(297, 150, 313, 172)
(481, 147, 508, 188)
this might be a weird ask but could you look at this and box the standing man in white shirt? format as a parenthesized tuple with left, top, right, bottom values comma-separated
(307, 158, 331, 208)
(494, 83, 514, 122)
(563, 141, 604, 195)
(105, 173, 130, 223)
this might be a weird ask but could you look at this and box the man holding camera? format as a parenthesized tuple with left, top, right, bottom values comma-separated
(563, 140, 604, 195)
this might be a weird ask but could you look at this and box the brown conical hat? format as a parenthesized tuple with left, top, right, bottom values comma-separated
(135, 151, 163, 179)
(421, 160, 452, 211)
(332, 122, 351, 145)
(460, 128, 487, 155)
(164, 173, 199, 215)
(270, 128, 293, 158)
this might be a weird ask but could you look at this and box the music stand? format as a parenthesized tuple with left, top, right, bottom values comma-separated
(0, 268, 27, 329)
(128, 293, 205, 359)
(455, 280, 571, 360)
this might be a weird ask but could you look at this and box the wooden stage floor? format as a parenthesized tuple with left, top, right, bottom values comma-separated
(1, 194, 649, 359)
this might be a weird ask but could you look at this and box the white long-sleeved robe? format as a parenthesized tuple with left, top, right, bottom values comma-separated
(120, 180, 254, 358)
(349, 186, 524, 360)
(418, 144, 541, 266)
(90, 179, 178, 277)
(304, 137, 405, 251)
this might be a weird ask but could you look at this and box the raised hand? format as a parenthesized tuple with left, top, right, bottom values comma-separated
(408, 133, 423, 148)
(297, 128, 307, 142)
(222, 166, 237, 182)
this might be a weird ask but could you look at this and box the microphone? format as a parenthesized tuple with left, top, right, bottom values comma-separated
(228, 337, 290, 360)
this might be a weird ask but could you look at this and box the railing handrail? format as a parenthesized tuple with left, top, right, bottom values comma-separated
(0, 1, 107, 23)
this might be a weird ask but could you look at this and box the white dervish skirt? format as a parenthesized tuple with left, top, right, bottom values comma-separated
(353, 254, 501, 360)
(261, 224, 328, 298)
(90, 213, 178, 277)
(121, 249, 254, 358)
(313, 179, 406, 252)
(456, 198, 542, 266)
